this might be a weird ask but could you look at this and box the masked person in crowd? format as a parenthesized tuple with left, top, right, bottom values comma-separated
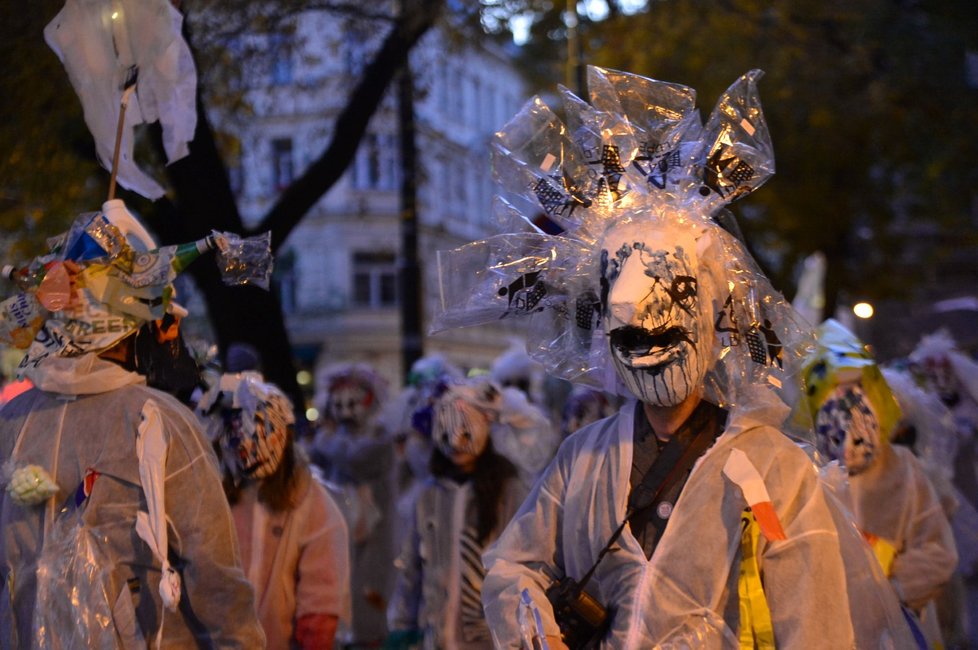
(199, 371, 350, 649)
(380, 355, 465, 551)
(311, 362, 394, 647)
(387, 378, 527, 649)
(431, 67, 916, 647)
(907, 330, 978, 512)
(802, 319, 958, 648)
(560, 386, 616, 440)
(0, 200, 269, 647)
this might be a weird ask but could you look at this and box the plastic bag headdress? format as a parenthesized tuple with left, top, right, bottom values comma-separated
(432, 67, 812, 411)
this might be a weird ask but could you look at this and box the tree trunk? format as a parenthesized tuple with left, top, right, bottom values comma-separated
(141, 0, 445, 425)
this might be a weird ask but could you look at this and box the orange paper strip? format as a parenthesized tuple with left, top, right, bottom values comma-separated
(751, 501, 787, 541)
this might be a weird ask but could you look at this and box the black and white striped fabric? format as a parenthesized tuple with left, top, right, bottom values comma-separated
(459, 523, 491, 642)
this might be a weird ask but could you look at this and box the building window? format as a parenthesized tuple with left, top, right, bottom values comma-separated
(273, 248, 297, 313)
(352, 252, 398, 308)
(270, 34, 292, 85)
(352, 133, 398, 191)
(272, 138, 293, 190)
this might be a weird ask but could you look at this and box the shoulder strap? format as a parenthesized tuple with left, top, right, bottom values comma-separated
(575, 404, 725, 590)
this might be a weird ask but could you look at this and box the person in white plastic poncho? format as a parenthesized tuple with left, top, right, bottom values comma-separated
(801, 320, 958, 648)
(199, 371, 351, 649)
(430, 67, 916, 648)
(0, 201, 272, 647)
(387, 378, 528, 649)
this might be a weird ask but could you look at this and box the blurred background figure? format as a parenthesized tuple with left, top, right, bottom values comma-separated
(901, 329, 978, 645)
(200, 372, 350, 649)
(379, 354, 464, 549)
(883, 366, 978, 648)
(311, 362, 394, 648)
(803, 320, 958, 648)
(387, 378, 527, 649)
(559, 386, 617, 440)
(489, 340, 543, 404)
(907, 330, 978, 510)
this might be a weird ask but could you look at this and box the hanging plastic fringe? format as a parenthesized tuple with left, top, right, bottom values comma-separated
(431, 67, 812, 414)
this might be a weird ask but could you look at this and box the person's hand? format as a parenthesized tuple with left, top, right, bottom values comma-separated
(295, 613, 338, 650)
(544, 634, 570, 650)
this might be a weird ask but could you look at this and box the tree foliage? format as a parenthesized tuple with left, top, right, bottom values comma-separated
(505, 0, 978, 310)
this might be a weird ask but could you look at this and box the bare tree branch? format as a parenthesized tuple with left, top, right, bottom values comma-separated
(255, 0, 446, 251)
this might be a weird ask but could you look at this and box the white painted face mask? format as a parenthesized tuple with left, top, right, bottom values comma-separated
(328, 383, 372, 430)
(602, 223, 712, 407)
(815, 383, 881, 475)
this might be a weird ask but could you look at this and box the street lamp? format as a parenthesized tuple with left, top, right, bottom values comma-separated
(853, 302, 874, 319)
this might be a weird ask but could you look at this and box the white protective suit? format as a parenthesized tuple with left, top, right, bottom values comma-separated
(389, 474, 527, 649)
(0, 354, 264, 648)
(848, 444, 958, 611)
(482, 392, 916, 649)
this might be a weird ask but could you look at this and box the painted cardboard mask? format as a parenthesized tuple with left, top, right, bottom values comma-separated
(815, 383, 881, 475)
(601, 222, 712, 406)
(432, 383, 498, 459)
(219, 381, 294, 479)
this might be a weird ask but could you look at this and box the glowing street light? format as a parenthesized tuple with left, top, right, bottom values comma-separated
(853, 302, 874, 319)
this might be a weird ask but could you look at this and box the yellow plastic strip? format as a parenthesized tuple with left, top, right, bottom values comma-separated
(864, 532, 897, 578)
(739, 510, 777, 649)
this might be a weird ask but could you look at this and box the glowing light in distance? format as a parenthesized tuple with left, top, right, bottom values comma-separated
(296, 370, 312, 386)
(306, 407, 319, 421)
(853, 302, 874, 319)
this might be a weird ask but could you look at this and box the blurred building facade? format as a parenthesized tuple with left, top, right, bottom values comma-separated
(210, 14, 530, 388)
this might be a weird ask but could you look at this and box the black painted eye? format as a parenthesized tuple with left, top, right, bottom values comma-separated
(668, 275, 697, 310)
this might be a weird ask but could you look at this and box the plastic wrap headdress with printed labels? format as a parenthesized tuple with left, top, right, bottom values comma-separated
(432, 67, 813, 412)
(0, 200, 274, 372)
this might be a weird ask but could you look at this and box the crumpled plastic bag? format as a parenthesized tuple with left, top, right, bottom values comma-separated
(33, 506, 116, 649)
(213, 231, 273, 290)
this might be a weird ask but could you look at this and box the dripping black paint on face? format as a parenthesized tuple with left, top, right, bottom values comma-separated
(602, 224, 711, 407)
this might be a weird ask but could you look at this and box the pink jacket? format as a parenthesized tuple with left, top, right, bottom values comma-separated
(232, 468, 351, 648)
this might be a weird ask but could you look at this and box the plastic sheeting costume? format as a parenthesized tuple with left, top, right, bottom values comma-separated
(388, 379, 528, 649)
(199, 372, 351, 649)
(0, 201, 271, 647)
(431, 66, 915, 648)
(311, 362, 395, 646)
(801, 320, 958, 647)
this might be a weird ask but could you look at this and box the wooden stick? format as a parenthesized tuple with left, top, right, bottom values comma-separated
(107, 83, 138, 201)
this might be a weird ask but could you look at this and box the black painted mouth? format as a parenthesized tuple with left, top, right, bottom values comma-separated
(610, 325, 692, 359)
